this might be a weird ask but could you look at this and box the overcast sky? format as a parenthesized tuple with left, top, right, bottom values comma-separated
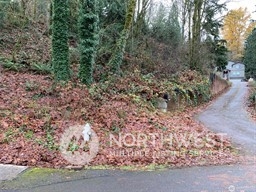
(225, 0, 256, 19)
(155, 0, 256, 19)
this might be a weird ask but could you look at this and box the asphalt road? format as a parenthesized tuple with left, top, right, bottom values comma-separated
(197, 79, 256, 155)
(1, 165, 254, 192)
(1, 80, 255, 192)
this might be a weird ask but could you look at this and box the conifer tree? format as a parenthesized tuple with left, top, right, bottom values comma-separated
(244, 29, 256, 78)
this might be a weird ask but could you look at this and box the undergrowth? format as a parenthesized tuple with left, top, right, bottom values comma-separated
(89, 69, 211, 109)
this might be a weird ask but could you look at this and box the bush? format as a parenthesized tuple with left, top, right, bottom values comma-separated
(1, 60, 24, 71)
(31, 63, 52, 75)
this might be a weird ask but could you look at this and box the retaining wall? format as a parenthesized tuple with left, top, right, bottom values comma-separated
(210, 74, 230, 96)
(163, 74, 230, 112)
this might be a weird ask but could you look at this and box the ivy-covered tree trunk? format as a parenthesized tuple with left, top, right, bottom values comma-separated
(52, 0, 70, 81)
(78, 0, 99, 85)
(190, 0, 204, 71)
(108, 0, 136, 73)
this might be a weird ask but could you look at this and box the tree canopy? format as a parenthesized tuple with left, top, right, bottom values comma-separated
(244, 28, 256, 79)
(222, 8, 254, 61)
(0, 0, 233, 79)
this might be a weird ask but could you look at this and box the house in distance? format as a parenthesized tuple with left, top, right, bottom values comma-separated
(225, 61, 245, 79)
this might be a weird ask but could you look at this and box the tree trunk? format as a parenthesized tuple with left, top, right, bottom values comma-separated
(190, 0, 204, 70)
(78, 0, 99, 85)
(52, 0, 70, 81)
(108, 0, 136, 73)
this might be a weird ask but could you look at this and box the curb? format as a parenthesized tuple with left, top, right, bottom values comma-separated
(0, 164, 28, 182)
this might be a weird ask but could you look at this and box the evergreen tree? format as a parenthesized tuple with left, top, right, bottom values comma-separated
(244, 28, 256, 78)
(165, 1, 181, 46)
(78, 0, 99, 85)
(150, 2, 181, 46)
(98, 0, 127, 26)
(52, 0, 70, 81)
(202, 0, 228, 70)
(97, 0, 127, 66)
(215, 40, 228, 70)
(188, 0, 226, 71)
(151, 3, 167, 43)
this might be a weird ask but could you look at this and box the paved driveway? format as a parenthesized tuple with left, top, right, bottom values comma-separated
(197, 80, 256, 155)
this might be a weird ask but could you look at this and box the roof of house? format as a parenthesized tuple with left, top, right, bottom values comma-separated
(226, 61, 244, 70)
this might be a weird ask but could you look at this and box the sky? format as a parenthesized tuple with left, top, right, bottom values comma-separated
(155, 0, 256, 20)
(224, 0, 256, 19)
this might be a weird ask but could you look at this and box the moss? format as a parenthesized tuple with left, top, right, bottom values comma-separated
(0, 168, 74, 189)
(78, 0, 99, 85)
(108, 0, 136, 73)
(52, 0, 70, 81)
(21, 167, 60, 179)
(0, 164, 169, 190)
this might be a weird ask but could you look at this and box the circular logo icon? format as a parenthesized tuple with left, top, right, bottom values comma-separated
(228, 185, 235, 192)
(60, 123, 99, 165)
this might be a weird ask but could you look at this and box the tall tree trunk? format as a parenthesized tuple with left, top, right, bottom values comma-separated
(33, 0, 37, 20)
(52, 0, 70, 81)
(181, 0, 189, 42)
(188, 0, 192, 67)
(108, 0, 136, 73)
(190, 0, 204, 70)
(78, 0, 99, 85)
(134, 0, 150, 38)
